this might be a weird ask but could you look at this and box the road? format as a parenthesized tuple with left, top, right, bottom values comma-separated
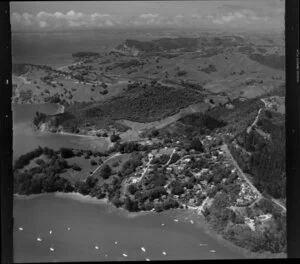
(90, 152, 121, 177)
(222, 143, 287, 212)
(139, 148, 176, 182)
(138, 154, 154, 182)
(246, 108, 262, 134)
(272, 198, 287, 212)
(221, 144, 263, 201)
(164, 148, 177, 167)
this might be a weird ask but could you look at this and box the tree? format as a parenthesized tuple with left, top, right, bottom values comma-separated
(100, 164, 112, 179)
(86, 176, 98, 188)
(265, 110, 273, 119)
(60, 148, 74, 159)
(124, 196, 139, 212)
(128, 184, 138, 195)
(169, 153, 180, 164)
(151, 129, 159, 137)
(90, 159, 97, 166)
(189, 138, 204, 152)
(110, 133, 121, 142)
(171, 182, 184, 195)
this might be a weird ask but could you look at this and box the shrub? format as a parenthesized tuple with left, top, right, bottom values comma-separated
(124, 196, 139, 212)
(151, 129, 159, 137)
(154, 203, 164, 213)
(169, 153, 180, 164)
(90, 159, 97, 166)
(60, 148, 74, 159)
(171, 182, 185, 195)
(110, 133, 121, 142)
(100, 164, 112, 179)
(35, 159, 45, 166)
(128, 184, 138, 195)
(189, 138, 204, 152)
(163, 198, 179, 210)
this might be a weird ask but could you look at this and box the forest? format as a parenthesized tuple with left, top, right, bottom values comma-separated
(230, 119, 285, 199)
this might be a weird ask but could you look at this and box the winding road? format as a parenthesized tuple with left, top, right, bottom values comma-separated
(222, 143, 286, 212)
(90, 152, 121, 177)
(221, 144, 263, 201)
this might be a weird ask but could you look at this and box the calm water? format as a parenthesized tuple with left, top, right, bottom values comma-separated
(12, 30, 159, 68)
(13, 103, 109, 160)
(14, 194, 244, 262)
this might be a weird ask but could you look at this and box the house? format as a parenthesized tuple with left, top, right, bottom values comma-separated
(258, 214, 272, 222)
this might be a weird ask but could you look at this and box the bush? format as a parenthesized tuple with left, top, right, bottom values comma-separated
(60, 148, 74, 159)
(163, 198, 179, 210)
(146, 187, 167, 201)
(265, 110, 273, 119)
(110, 133, 121, 142)
(124, 196, 139, 212)
(86, 176, 98, 188)
(169, 153, 180, 164)
(35, 159, 45, 166)
(189, 138, 204, 152)
(154, 203, 164, 213)
(128, 184, 138, 195)
(90, 159, 97, 166)
(151, 129, 159, 137)
(100, 164, 112, 179)
(171, 181, 185, 195)
(121, 156, 143, 177)
(14, 147, 44, 170)
(118, 142, 140, 153)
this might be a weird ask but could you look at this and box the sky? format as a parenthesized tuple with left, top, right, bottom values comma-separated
(10, 1, 285, 32)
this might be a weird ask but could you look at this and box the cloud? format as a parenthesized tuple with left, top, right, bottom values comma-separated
(131, 13, 171, 26)
(11, 10, 117, 30)
(201, 4, 284, 29)
(139, 13, 159, 19)
(11, 3, 284, 32)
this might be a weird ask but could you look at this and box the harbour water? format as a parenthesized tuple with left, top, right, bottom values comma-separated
(14, 193, 244, 262)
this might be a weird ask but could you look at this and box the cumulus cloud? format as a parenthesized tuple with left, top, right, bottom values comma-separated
(139, 13, 159, 19)
(11, 10, 117, 30)
(131, 13, 171, 26)
(11, 3, 284, 31)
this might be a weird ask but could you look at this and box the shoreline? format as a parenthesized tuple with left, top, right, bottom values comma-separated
(13, 192, 286, 259)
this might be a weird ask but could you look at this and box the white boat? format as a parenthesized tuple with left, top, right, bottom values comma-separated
(49, 230, 52, 235)
(122, 253, 128, 257)
(162, 251, 167, 255)
(141, 247, 146, 252)
(67, 227, 71, 231)
(114, 241, 118, 245)
(210, 250, 216, 253)
(174, 219, 179, 222)
(161, 223, 165, 226)
(95, 246, 99, 250)
(145, 258, 150, 261)
(50, 247, 54, 252)
(105, 254, 108, 258)
(190, 220, 194, 224)
(18, 227, 23, 231)
(199, 244, 208, 246)
(37, 237, 42, 242)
